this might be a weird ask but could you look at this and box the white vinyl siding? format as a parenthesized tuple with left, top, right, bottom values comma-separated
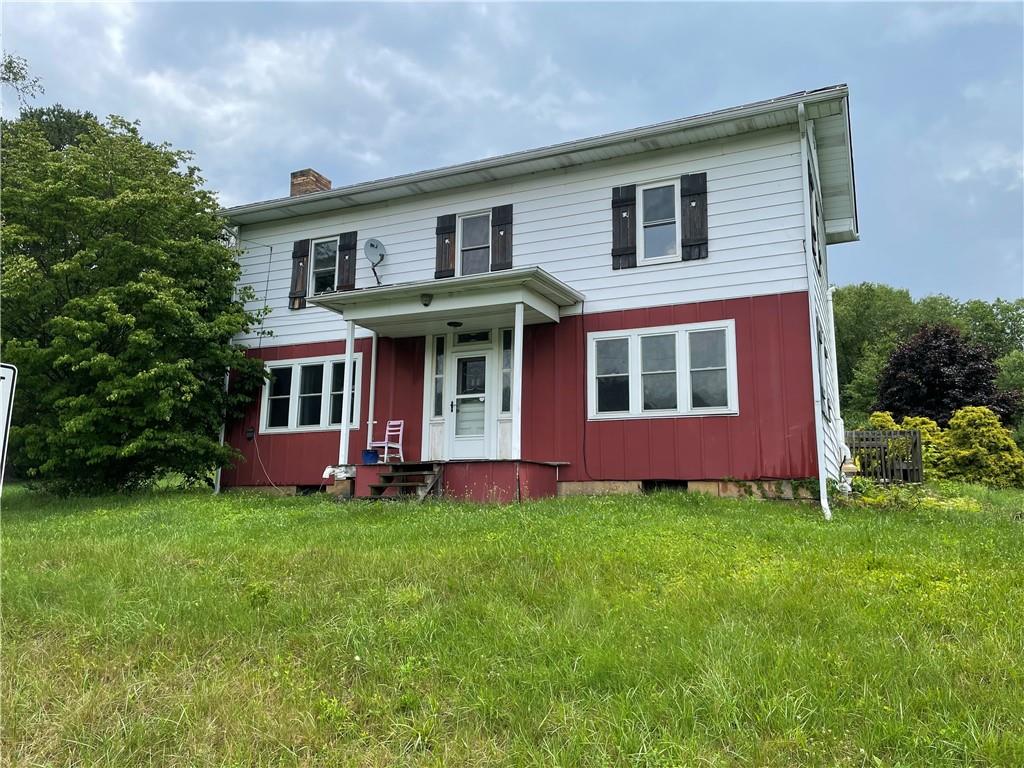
(259, 353, 362, 433)
(233, 128, 808, 346)
(587, 320, 738, 421)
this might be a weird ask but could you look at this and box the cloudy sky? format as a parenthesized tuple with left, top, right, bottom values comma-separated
(3, 2, 1022, 300)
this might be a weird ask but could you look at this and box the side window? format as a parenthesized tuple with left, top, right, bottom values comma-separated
(594, 337, 630, 414)
(500, 329, 512, 413)
(266, 367, 292, 428)
(432, 337, 445, 418)
(310, 237, 339, 295)
(459, 213, 491, 275)
(688, 329, 728, 410)
(638, 182, 678, 262)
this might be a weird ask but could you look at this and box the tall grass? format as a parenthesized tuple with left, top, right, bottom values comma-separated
(2, 485, 1022, 766)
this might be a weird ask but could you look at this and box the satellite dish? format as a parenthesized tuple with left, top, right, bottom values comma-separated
(364, 238, 386, 267)
(364, 238, 386, 286)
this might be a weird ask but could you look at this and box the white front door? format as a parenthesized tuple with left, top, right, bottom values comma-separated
(447, 352, 489, 459)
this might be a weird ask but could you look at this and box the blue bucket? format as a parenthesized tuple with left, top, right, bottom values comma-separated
(361, 449, 380, 465)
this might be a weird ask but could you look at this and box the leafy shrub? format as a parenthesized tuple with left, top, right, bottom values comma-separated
(899, 415, 947, 475)
(938, 406, 1024, 488)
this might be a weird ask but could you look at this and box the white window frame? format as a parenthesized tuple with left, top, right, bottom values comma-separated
(309, 236, 340, 296)
(587, 320, 738, 420)
(259, 353, 362, 434)
(635, 178, 682, 266)
(456, 210, 491, 277)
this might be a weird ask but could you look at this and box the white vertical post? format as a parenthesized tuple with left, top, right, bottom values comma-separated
(365, 331, 378, 449)
(512, 302, 524, 460)
(339, 320, 356, 467)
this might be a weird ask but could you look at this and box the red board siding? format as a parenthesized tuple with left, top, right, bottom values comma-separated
(521, 291, 817, 481)
(442, 461, 557, 502)
(221, 336, 425, 487)
(222, 291, 815, 489)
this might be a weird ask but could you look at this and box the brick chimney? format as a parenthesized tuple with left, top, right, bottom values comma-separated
(290, 168, 331, 196)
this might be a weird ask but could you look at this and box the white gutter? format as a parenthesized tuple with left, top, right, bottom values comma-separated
(365, 330, 378, 450)
(799, 102, 833, 521)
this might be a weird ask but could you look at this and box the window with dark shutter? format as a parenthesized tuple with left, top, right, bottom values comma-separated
(337, 231, 357, 291)
(435, 214, 456, 279)
(611, 185, 636, 270)
(288, 239, 310, 310)
(680, 173, 708, 261)
(490, 204, 513, 271)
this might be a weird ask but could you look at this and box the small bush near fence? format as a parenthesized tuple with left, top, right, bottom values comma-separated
(853, 406, 1024, 488)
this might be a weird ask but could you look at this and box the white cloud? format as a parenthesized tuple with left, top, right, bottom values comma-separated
(886, 3, 1021, 42)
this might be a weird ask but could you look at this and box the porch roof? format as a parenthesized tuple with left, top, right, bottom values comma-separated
(307, 266, 584, 338)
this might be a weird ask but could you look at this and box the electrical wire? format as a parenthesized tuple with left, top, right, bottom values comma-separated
(252, 433, 283, 493)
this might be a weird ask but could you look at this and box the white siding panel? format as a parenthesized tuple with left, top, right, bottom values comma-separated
(236, 127, 809, 346)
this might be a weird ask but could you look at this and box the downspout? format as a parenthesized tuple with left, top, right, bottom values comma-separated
(826, 286, 849, 461)
(365, 331, 378, 449)
(799, 102, 833, 521)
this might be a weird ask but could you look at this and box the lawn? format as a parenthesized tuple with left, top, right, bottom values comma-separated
(2, 484, 1022, 767)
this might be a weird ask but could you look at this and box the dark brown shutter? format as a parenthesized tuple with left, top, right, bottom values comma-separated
(336, 231, 357, 291)
(611, 185, 636, 270)
(288, 239, 310, 310)
(680, 172, 708, 261)
(490, 204, 513, 271)
(435, 214, 456, 279)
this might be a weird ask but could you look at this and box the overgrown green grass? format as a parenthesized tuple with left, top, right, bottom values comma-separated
(3, 484, 1022, 766)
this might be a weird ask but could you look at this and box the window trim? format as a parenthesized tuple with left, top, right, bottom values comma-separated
(259, 353, 362, 434)
(309, 236, 340, 296)
(587, 320, 738, 421)
(635, 178, 682, 266)
(456, 210, 491, 277)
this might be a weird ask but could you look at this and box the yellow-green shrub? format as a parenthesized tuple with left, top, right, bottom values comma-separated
(939, 406, 1024, 488)
(868, 411, 899, 430)
(900, 415, 947, 475)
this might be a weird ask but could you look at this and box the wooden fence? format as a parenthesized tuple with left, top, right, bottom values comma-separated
(845, 429, 923, 483)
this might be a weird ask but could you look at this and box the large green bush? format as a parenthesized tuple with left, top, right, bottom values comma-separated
(938, 407, 1024, 488)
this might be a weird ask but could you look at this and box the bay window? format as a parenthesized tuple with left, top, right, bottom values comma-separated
(261, 353, 361, 433)
(588, 320, 737, 419)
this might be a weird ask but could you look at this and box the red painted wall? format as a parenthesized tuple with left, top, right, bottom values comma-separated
(221, 336, 425, 487)
(521, 291, 817, 481)
(442, 461, 558, 502)
(222, 291, 816, 488)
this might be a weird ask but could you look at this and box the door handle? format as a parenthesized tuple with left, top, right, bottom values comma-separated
(450, 400, 455, 413)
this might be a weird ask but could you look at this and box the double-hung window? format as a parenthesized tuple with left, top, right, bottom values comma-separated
(588, 320, 737, 419)
(458, 212, 490, 276)
(310, 237, 339, 295)
(261, 354, 361, 432)
(637, 180, 680, 263)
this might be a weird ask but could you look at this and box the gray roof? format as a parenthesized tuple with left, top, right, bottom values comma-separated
(222, 84, 857, 243)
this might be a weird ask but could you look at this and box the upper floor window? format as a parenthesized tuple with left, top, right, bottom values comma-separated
(261, 354, 361, 433)
(587, 320, 737, 420)
(637, 180, 680, 263)
(458, 212, 491, 275)
(310, 237, 339, 295)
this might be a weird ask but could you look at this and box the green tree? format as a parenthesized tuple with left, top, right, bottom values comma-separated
(14, 104, 99, 150)
(1, 53, 43, 106)
(833, 283, 917, 392)
(1, 116, 267, 493)
(875, 324, 1020, 426)
(996, 349, 1024, 448)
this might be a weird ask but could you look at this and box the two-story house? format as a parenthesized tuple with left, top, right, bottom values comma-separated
(218, 85, 857, 509)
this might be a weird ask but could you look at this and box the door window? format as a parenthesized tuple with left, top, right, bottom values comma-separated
(454, 355, 487, 436)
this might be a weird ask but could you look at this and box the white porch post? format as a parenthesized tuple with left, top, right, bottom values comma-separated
(339, 319, 356, 467)
(512, 301, 524, 460)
